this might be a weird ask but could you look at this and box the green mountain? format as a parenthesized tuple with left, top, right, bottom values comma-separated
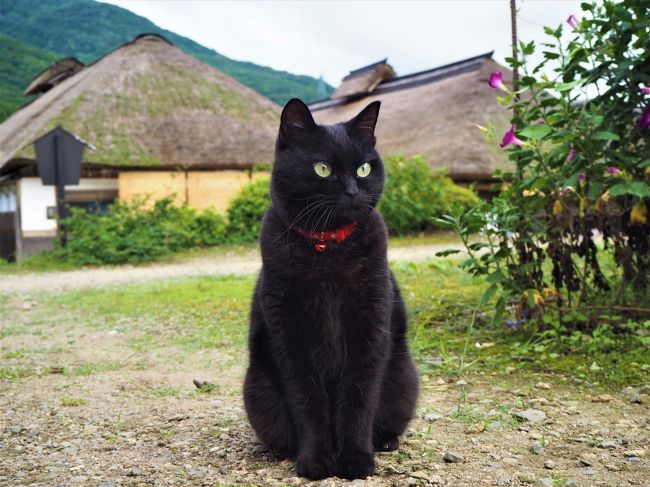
(0, 34, 59, 121)
(0, 0, 333, 118)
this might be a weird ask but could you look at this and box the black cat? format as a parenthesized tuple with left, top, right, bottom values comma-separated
(243, 98, 419, 480)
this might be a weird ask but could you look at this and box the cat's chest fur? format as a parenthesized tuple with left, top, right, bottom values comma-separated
(259, 207, 392, 371)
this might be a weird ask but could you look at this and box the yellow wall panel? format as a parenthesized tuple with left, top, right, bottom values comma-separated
(119, 172, 186, 207)
(187, 171, 251, 213)
(118, 170, 262, 213)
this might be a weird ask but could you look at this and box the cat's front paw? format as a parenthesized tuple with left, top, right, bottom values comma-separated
(334, 450, 375, 479)
(295, 453, 333, 480)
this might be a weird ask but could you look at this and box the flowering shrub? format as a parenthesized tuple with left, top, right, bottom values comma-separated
(439, 0, 650, 327)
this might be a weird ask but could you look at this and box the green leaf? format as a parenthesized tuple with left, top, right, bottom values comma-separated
(486, 270, 505, 284)
(609, 182, 650, 199)
(435, 249, 460, 257)
(591, 131, 620, 141)
(478, 284, 498, 308)
(555, 79, 583, 91)
(638, 159, 650, 169)
(519, 124, 551, 140)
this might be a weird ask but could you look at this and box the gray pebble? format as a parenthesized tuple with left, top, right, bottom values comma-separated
(424, 412, 443, 422)
(536, 479, 553, 487)
(583, 468, 597, 476)
(443, 451, 464, 463)
(529, 442, 543, 454)
(513, 409, 547, 423)
(599, 440, 619, 449)
(543, 459, 555, 469)
(127, 467, 144, 477)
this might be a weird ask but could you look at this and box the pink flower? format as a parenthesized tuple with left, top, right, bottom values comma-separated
(561, 187, 572, 196)
(642, 87, 650, 95)
(500, 125, 524, 148)
(489, 71, 508, 92)
(607, 166, 621, 175)
(640, 105, 650, 131)
(567, 148, 577, 162)
(567, 15, 579, 29)
(578, 172, 586, 183)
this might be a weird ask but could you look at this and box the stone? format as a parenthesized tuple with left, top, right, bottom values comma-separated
(513, 409, 547, 423)
(465, 423, 485, 434)
(410, 471, 429, 480)
(406, 478, 417, 486)
(592, 394, 614, 403)
(582, 468, 596, 477)
(495, 480, 511, 486)
(622, 386, 640, 403)
(543, 459, 555, 470)
(443, 451, 464, 463)
(21, 302, 32, 311)
(565, 481, 577, 487)
(127, 467, 144, 477)
(435, 378, 446, 385)
(455, 379, 468, 386)
(536, 478, 553, 487)
(424, 413, 443, 422)
(623, 449, 645, 457)
(598, 440, 619, 449)
(535, 382, 551, 390)
(578, 452, 598, 467)
(529, 442, 543, 455)
(98, 483, 115, 487)
(8, 424, 24, 434)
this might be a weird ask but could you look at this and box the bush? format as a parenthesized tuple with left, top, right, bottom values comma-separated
(57, 197, 227, 265)
(439, 0, 650, 329)
(378, 155, 479, 235)
(226, 177, 271, 243)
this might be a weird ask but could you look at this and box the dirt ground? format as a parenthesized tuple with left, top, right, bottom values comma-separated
(1, 265, 649, 487)
(0, 242, 464, 294)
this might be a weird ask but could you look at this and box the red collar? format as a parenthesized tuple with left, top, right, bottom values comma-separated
(293, 222, 357, 252)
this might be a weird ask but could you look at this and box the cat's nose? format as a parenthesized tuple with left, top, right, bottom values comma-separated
(344, 179, 359, 198)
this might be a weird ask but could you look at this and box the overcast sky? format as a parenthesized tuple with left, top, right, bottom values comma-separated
(101, 0, 583, 86)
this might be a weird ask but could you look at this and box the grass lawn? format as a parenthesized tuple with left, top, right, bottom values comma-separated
(2, 256, 647, 389)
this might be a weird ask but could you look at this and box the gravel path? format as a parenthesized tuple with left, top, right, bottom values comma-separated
(0, 243, 464, 293)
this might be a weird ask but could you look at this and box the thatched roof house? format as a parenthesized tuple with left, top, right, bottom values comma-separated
(0, 33, 280, 172)
(0, 33, 280, 261)
(309, 53, 512, 182)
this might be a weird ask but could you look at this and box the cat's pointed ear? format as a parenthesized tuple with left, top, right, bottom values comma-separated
(279, 98, 316, 146)
(348, 101, 381, 143)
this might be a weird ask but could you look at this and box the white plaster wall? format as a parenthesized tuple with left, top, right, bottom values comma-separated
(19, 177, 118, 232)
(66, 178, 118, 192)
(19, 178, 57, 232)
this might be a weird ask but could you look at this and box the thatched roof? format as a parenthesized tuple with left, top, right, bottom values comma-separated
(331, 60, 396, 100)
(0, 33, 280, 171)
(23, 57, 85, 96)
(310, 52, 512, 181)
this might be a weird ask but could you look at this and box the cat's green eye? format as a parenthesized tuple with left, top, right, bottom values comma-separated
(357, 162, 372, 178)
(313, 162, 332, 178)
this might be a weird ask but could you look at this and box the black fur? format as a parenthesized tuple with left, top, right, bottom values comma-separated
(243, 99, 419, 480)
